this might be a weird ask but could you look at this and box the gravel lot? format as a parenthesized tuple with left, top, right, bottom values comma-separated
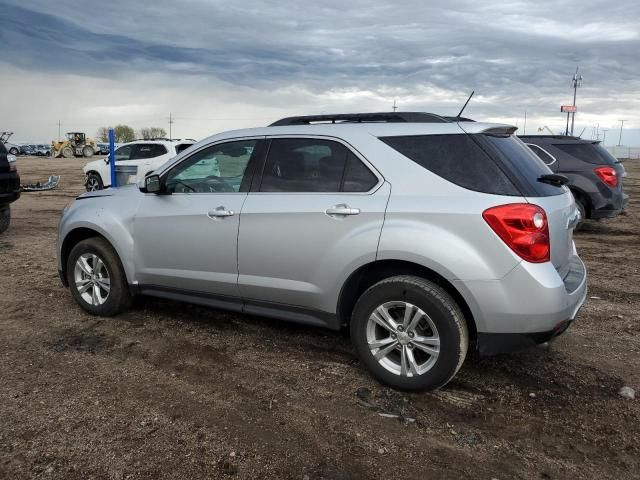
(1, 156, 638, 479)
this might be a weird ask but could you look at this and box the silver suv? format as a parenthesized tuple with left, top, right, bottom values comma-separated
(57, 112, 587, 391)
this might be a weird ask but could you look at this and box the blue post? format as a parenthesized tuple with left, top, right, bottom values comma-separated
(109, 128, 116, 187)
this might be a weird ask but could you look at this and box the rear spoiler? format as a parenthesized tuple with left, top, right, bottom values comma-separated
(481, 126, 518, 137)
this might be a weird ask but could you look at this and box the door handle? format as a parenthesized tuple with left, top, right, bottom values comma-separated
(207, 206, 235, 219)
(325, 204, 360, 216)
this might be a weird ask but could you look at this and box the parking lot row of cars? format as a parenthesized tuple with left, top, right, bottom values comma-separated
(9, 142, 112, 156)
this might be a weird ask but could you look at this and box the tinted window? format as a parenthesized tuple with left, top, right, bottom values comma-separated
(553, 143, 618, 165)
(260, 138, 347, 192)
(166, 140, 257, 193)
(527, 144, 556, 166)
(479, 135, 563, 196)
(175, 143, 193, 154)
(380, 134, 520, 196)
(131, 144, 167, 160)
(343, 152, 378, 192)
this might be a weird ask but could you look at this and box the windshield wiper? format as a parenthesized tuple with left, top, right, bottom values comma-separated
(538, 173, 568, 187)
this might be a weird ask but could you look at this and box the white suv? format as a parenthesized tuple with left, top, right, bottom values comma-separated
(83, 139, 195, 191)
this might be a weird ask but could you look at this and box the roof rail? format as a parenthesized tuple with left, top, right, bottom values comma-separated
(269, 112, 449, 126)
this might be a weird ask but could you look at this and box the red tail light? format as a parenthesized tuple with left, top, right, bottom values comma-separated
(594, 166, 617, 187)
(483, 204, 550, 263)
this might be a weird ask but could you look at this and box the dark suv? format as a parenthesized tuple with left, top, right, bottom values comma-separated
(0, 141, 21, 233)
(520, 136, 628, 228)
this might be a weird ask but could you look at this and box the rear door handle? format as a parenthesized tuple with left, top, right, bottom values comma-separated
(325, 204, 360, 216)
(207, 206, 235, 219)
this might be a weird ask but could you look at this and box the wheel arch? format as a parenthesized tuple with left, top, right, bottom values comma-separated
(60, 227, 129, 287)
(568, 186, 591, 218)
(337, 259, 477, 343)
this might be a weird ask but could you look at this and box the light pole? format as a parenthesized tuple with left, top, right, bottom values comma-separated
(570, 67, 582, 136)
(602, 129, 608, 146)
(617, 120, 625, 146)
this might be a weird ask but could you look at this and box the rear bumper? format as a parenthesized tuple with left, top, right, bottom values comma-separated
(590, 191, 629, 219)
(455, 253, 587, 354)
(477, 320, 572, 355)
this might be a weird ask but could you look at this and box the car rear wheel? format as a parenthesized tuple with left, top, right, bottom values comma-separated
(350, 275, 468, 391)
(66, 238, 132, 316)
(0, 206, 10, 234)
(9, 147, 19, 155)
(85, 172, 104, 191)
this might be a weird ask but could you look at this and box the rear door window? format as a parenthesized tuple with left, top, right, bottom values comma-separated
(343, 152, 379, 192)
(379, 134, 520, 195)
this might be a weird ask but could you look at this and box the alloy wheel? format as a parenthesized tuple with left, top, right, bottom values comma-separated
(73, 253, 111, 306)
(366, 301, 440, 377)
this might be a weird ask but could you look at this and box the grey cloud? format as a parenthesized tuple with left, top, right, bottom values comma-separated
(1, 0, 639, 139)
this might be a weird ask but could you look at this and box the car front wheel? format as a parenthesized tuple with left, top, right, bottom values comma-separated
(66, 238, 132, 316)
(351, 275, 468, 391)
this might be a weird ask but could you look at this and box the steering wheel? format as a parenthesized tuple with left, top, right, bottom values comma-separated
(203, 176, 235, 193)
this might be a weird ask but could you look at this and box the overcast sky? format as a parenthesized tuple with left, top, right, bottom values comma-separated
(1, 0, 639, 145)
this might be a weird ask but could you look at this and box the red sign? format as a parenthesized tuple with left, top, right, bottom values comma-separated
(561, 105, 577, 113)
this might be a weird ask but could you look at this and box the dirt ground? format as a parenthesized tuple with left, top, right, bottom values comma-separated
(1, 156, 638, 480)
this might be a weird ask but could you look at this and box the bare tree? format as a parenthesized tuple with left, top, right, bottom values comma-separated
(96, 127, 110, 142)
(96, 125, 136, 143)
(138, 127, 167, 140)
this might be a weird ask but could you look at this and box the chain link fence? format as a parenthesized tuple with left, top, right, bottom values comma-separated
(606, 146, 640, 160)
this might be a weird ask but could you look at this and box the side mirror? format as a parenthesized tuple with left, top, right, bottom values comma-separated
(144, 174, 162, 193)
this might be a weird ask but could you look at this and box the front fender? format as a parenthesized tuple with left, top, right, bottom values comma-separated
(58, 191, 141, 283)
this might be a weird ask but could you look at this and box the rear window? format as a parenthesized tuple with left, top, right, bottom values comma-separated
(175, 143, 193, 154)
(553, 142, 618, 165)
(479, 135, 564, 197)
(379, 134, 520, 196)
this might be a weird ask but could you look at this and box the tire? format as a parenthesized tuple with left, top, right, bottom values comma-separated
(83, 146, 94, 158)
(350, 275, 468, 391)
(85, 172, 104, 192)
(574, 198, 586, 231)
(66, 237, 133, 316)
(0, 206, 10, 234)
(9, 147, 19, 155)
(62, 146, 74, 158)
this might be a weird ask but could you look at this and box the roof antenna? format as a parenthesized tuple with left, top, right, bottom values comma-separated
(456, 91, 474, 119)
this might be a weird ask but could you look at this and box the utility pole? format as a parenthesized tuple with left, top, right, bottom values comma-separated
(57, 120, 61, 141)
(617, 120, 626, 146)
(523, 111, 527, 135)
(570, 67, 582, 136)
(392, 100, 398, 112)
(168, 112, 174, 140)
(602, 129, 608, 146)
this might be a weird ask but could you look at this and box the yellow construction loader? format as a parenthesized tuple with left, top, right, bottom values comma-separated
(51, 132, 98, 158)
